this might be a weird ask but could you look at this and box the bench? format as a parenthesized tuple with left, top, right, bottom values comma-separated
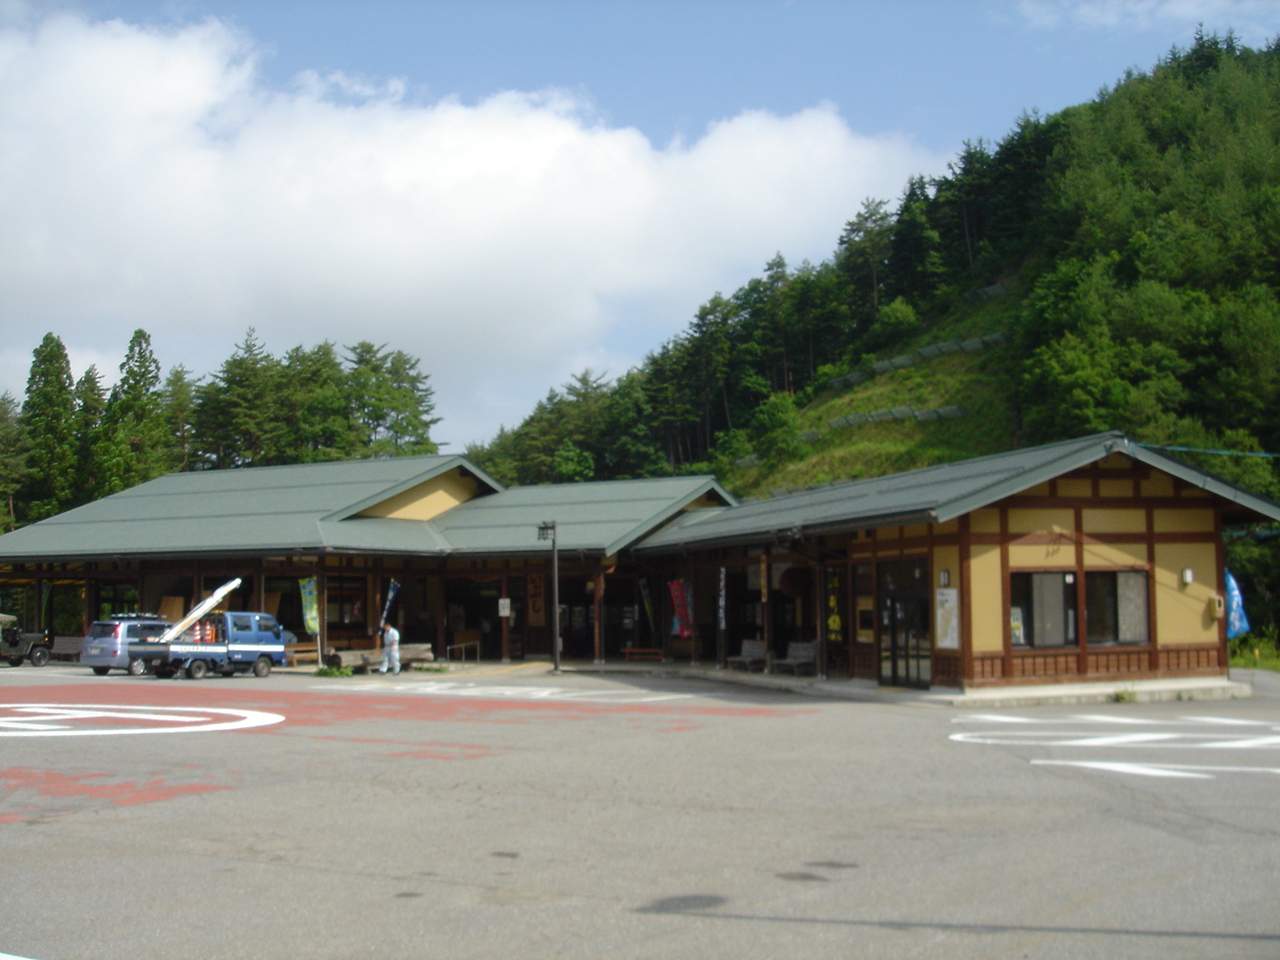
(772, 641, 817, 675)
(623, 647, 664, 662)
(324, 643, 435, 672)
(286, 644, 318, 666)
(726, 639, 767, 671)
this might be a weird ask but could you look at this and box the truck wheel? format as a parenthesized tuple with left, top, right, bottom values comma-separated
(252, 656, 272, 678)
(6, 657, 23, 667)
(185, 659, 209, 680)
(28, 646, 51, 667)
(92, 666, 110, 676)
(127, 657, 148, 677)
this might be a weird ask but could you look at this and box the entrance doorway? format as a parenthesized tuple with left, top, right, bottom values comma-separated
(878, 559, 931, 688)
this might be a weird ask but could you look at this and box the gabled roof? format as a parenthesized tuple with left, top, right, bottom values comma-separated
(636, 432, 1280, 553)
(431, 476, 735, 557)
(0, 455, 733, 562)
(0, 455, 499, 561)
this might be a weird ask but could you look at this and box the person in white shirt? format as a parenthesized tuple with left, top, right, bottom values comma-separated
(377, 622, 400, 675)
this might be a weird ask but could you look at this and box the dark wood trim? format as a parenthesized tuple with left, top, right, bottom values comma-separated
(970, 531, 1217, 547)
(1000, 505, 1012, 681)
(1075, 506, 1088, 677)
(959, 514, 973, 684)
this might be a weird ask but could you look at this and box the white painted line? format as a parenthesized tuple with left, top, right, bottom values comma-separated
(1032, 760, 1213, 779)
(0, 704, 284, 737)
(952, 713, 1037, 724)
(0, 951, 40, 960)
(1203, 735, 1280, 749)
(1055, 733, 1183, 746)
(1034, 759, 1280, 779)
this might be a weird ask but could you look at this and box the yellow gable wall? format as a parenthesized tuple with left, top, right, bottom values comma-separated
(1154, 542, 1220, 645)
(357, 468, 484, 521)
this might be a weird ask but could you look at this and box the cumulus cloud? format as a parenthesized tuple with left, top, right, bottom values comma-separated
(0, 11, 947, 446)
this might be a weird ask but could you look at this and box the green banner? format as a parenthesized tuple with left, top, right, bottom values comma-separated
(299, 577, 320, 637)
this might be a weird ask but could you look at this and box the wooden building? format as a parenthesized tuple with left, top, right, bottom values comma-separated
(0, 432, 1274, 688)
(637, 432, 1279, 687)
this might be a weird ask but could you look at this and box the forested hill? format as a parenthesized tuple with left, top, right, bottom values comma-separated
(467, 30, 1280, 503)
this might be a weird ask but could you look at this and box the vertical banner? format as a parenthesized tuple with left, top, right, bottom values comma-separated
(1225, 570, 1251, 640)
(379, 579, 401, 628)
(825, 568, 843, 643)
(668, 580, 693, 639)
(639, 579, 655, 637)
(527, 575, 546, 627)
(299, 577, 320, 637)
(718, 567, 727, 632)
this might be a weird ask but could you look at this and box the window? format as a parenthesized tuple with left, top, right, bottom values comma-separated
(1010, 572, 1077, 647)
(1086, 571, 1148, 645)
(1010, 570, 1149, 648)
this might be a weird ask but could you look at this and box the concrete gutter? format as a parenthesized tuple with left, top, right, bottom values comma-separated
(276, 658, 1253, 708)
(554, 661, 1252, 707)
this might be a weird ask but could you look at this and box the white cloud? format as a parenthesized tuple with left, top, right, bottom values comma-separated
(1017, 0, 1280, 40)
(0, 11, 947, 446)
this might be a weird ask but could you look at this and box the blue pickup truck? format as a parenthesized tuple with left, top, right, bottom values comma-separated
(129, 611, 291, 679)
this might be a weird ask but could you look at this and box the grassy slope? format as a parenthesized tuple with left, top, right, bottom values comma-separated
(721, 285, 1027, 498)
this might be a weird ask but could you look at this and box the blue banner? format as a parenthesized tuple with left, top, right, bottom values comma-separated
(1225, 570, 1250, 640)
(379, 579, 401, 629)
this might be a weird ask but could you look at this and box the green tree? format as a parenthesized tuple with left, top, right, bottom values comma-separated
(161, 366, 196, 472)
(19, 334, 77, 522)
(192, 329, 285, 468)
(345, 341, 440, 457)
(101, 328, 168, 491)
(748, 393, 804, 465)
(0, 393, 30, 531)
(279, 343, 361, 462)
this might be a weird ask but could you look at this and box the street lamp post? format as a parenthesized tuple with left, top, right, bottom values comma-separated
(538, 520, 561, 672)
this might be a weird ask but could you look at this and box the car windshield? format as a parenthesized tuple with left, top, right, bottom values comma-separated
(87, 623, 119, 639)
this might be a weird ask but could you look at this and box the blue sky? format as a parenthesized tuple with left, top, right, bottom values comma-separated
(3, 1, 1279, 447)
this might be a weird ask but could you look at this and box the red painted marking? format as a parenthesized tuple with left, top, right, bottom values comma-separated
(2, 684, 812, 734)
(0, 766, 233, 824)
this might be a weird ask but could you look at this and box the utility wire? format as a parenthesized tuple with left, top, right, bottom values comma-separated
(1138, 443, 1280, 460)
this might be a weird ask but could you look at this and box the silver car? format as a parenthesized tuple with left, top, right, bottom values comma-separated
(81, 615, 172, 675)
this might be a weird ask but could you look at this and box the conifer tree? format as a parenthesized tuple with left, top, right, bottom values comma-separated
(19, 334, 77, 522)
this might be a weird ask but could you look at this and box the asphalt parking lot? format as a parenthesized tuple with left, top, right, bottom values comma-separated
(2, 663, 1278, 960)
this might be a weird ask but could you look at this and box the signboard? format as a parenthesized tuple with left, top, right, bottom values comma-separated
(936, 587, 959, 650)
(498, 597, 512, 618)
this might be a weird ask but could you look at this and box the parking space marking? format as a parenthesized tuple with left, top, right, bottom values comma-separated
(952, 713, 1280, 780)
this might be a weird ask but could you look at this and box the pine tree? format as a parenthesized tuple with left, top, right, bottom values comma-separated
(19, 334, 77, 522)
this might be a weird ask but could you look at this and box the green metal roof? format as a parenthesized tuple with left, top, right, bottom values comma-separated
(3, 433, 1274, 565)
(637, 432, 1280, 553)
(0, 455, 497, 561)
(432, 476, 735, 557)
(0, 455, 733, 562)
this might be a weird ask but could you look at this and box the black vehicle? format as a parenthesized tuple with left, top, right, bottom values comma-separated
(0, 614, 52, 667)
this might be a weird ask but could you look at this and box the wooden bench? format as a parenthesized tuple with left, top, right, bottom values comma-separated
(286, 644, 319, 666)
(324, 643, 435, 672)
(726, 639, 767, 671)
(772, 641, 817, 675)
(622, 647, 664, 662)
